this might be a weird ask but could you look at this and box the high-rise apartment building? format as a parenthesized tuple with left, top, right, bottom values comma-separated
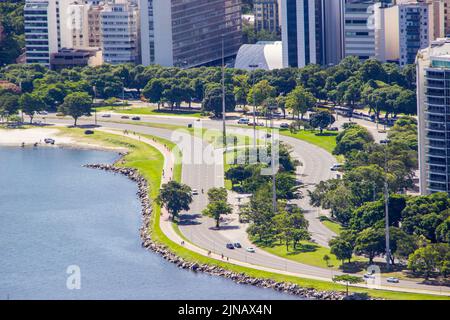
(100, 0, 139, 64)
(139, 0, 242, 68)
(416, 38, 450, 195)
(24, 0, 60, 66)
(254, 0, 281, 34)
(87, 3, 103, 48)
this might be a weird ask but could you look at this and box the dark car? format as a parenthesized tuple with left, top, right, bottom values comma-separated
(121, 115, 130, 119)
(226, 243, 235, 249)
(84, 130, 94, 135)
(131, 116, 141, 121)
(44, 138, 55, 144)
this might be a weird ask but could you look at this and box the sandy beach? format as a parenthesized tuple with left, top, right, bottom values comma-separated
(0, 127, 123, 151)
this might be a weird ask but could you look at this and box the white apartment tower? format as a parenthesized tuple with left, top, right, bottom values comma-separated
(139, 0, 242, 68)
(416, 38, 450, 195)
(24, 0, 60, 66)
(100, 0, 139, 64)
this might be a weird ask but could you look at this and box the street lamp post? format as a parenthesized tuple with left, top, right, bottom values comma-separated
(93, 86, 97, 126)
(221, 36, 227, 149)
(248, 64, 259, 150)
(381, 139, 391, 271)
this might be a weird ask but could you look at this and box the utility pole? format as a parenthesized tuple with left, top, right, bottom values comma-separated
(382, 139, 391, 270)
(221, 36, 227, 149)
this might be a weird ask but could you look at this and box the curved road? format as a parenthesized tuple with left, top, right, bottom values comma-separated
(43, 115, 449, 296)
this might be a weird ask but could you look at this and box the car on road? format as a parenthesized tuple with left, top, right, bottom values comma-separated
(121, 115, 130, 119)
(330, 164, 343, 171)
(237, 118, 250, 124)
(192, 189, 199, 195)
(38, 111, 48, 115)
(226, 243, 235, 249)
(131, 116, 141, 121)
(246, 247, 256, 253)
(101, 114, 112, 118)
(363, 273, 375, 279)
(386, 277, 399, 283)
(233, 242, 242, 248)
(44, 138, 55, 144)
(328, 127, 339, 131)
(279, 123, 289, 129)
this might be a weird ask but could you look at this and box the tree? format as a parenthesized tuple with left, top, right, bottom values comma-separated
(0, 91, 19, 120)
(354, 227, 385, 264)
(57, 92, 92, 126)
(408, 243, 450, 279)
(273, 206, 309, 250)
(334, 124, 374, 156)
(203, 200, 233, 229)
(202, 86, 236, 117)
(285, 86, 316, 120)
(309, 111, 335, 134)
(332, 275, 364, 297)
(247, 80, 276, 108)
(156, 181, 193, 221)
(225, 165, 252, 189)
(207, 187, 228, 203)
(329, 238, 353, 265)
(142, 78, 164, 109)
(19, 93, 46, 124)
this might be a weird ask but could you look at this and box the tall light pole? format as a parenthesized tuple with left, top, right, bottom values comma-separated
(270, 103, 277, 213)
(381, 139, 391, 271)
(248, 64, 259, 150)
(221, 36, 227, 149)
(93, 85, 97, 126)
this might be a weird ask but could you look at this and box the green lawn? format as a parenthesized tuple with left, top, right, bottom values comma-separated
(320, 216, 344, 235)
(53, 127, 448, 300)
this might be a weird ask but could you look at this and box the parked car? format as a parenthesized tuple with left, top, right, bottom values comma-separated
(131, 116, 141, 121)
(330, 164, 343, 171)
(237, 118, 250, 124)
(279, 123, 289, 129)
(226, 243, 235, 249)
(328, 127, 339, 131)
(38, 111, 48, 115)
(233, 242, 242, 249)
(192, 189, 199, 195)
(121, 115, 130, 119)
(363, 273, 375, 279)
(84, 130, 94, 135)
(44, 138, 55, 144)
(246, 247, 256, 253)
(101, 114, 111, 118)
(386, 277, 399, 283)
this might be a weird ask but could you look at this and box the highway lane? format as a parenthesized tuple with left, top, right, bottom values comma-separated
(41, 116, 450, 295)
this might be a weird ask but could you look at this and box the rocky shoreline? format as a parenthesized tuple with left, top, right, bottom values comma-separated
(84, 163, 369, 300)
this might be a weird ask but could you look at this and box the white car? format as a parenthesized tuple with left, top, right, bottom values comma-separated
(386, 277, 399, 283)
(237, 118, 250, 124)
(246, 247, 256, 253)
(363, 273, 375, 279)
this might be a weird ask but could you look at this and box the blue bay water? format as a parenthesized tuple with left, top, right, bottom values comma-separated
(0, 147, 298, 300)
